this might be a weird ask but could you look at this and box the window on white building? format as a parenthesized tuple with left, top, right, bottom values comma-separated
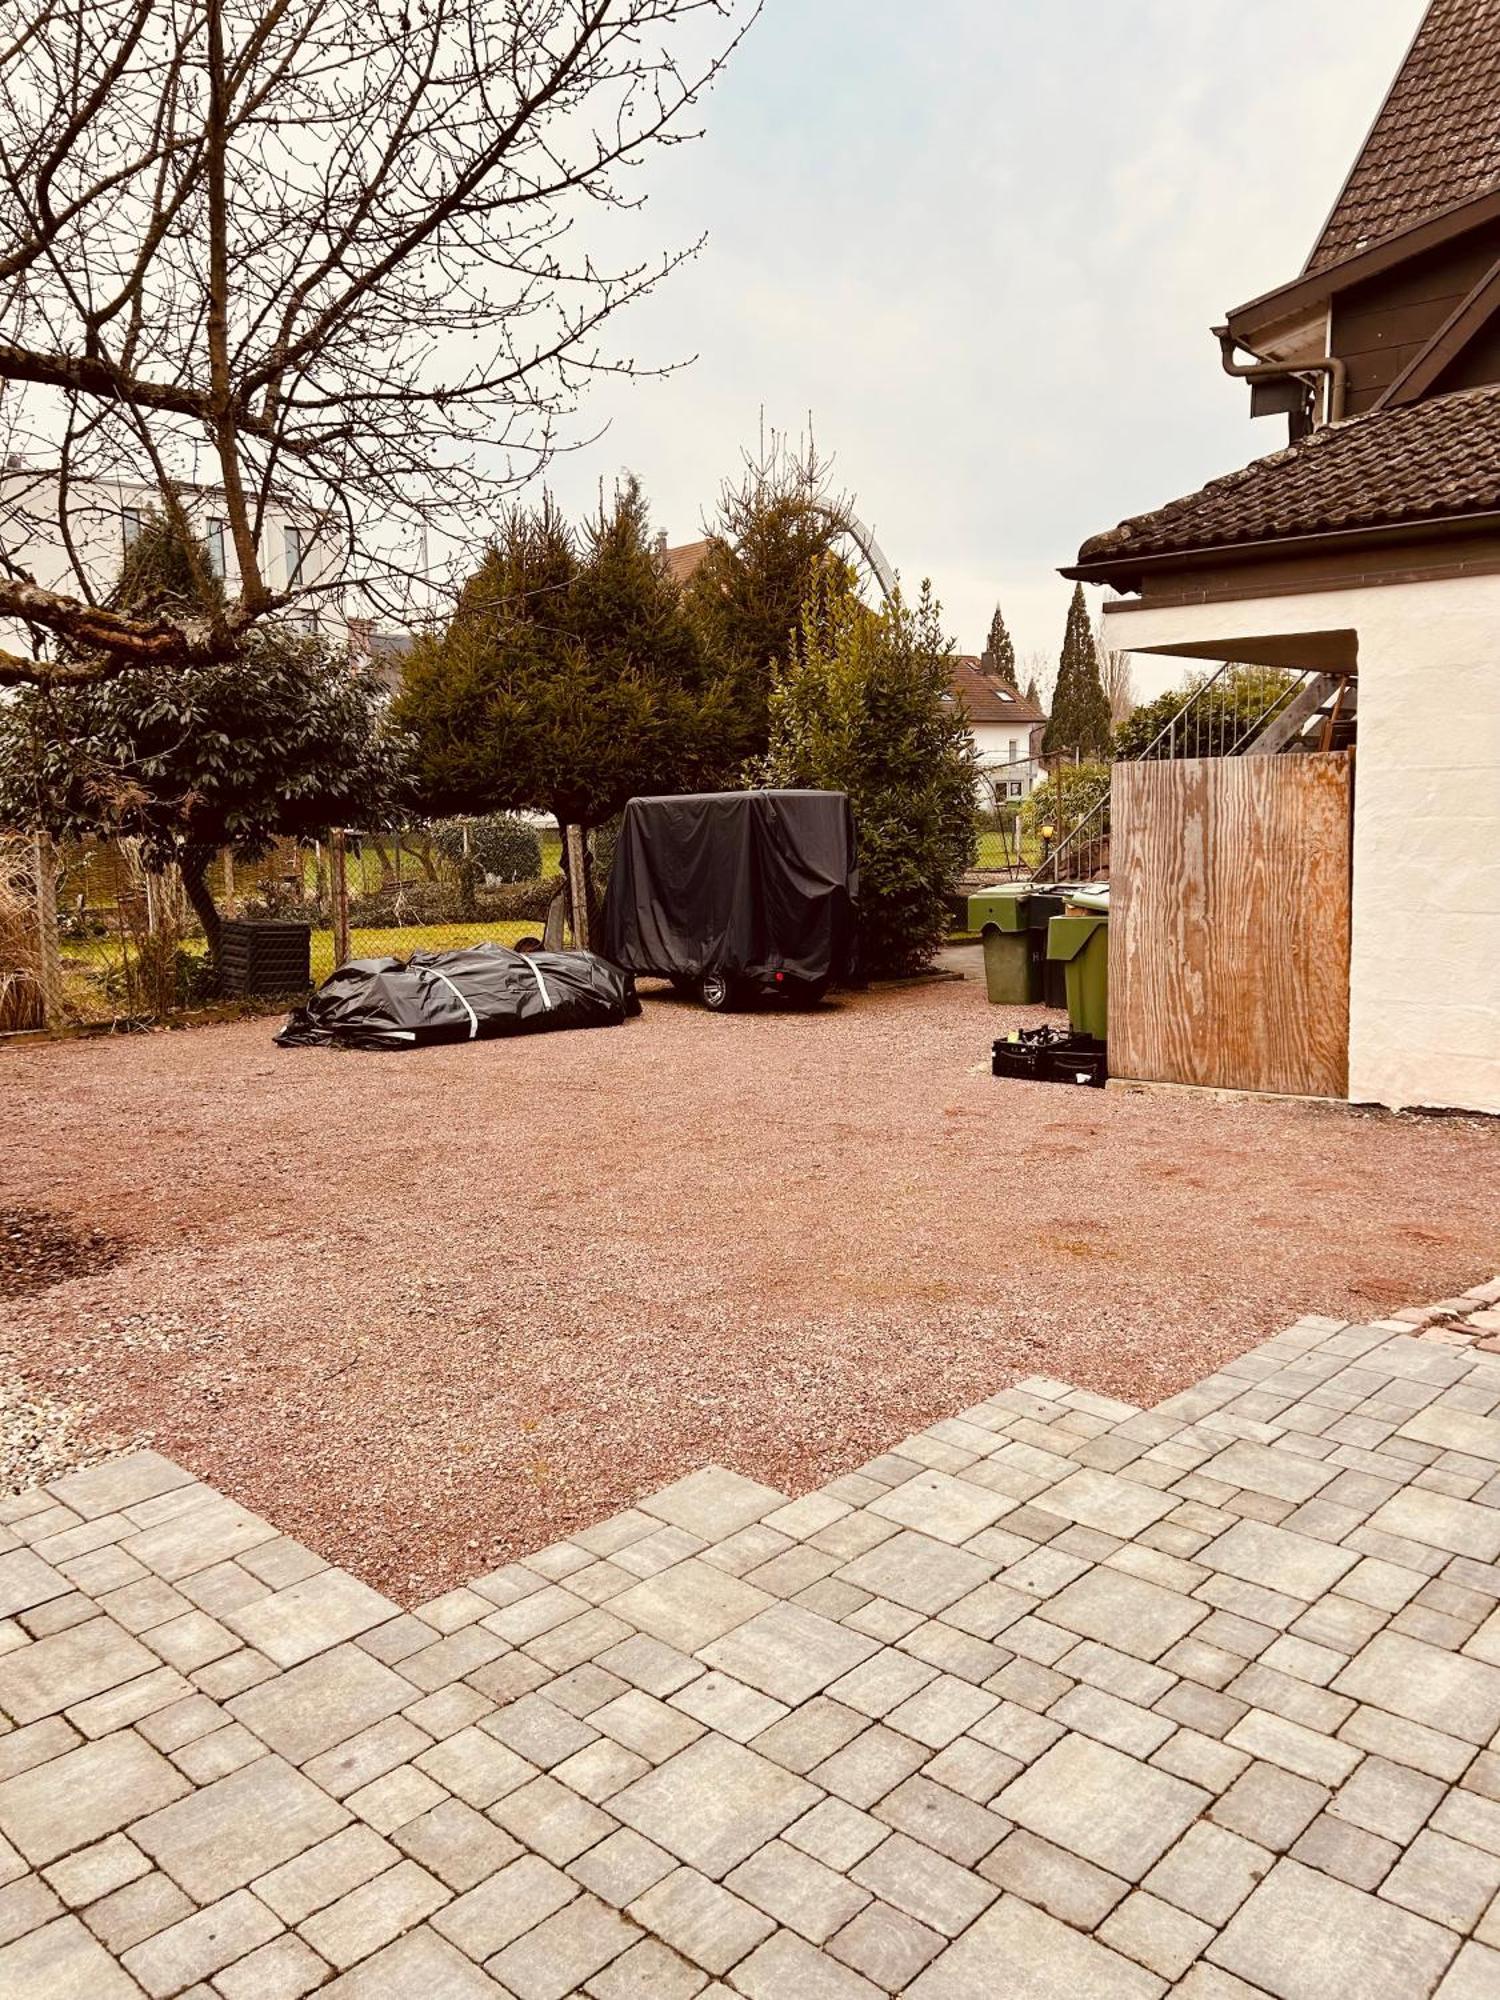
(1008, 737, 1019, 763)
(121, 507, 143, 549)
(284, 521, 305, 587)
(207, 519, 227, 578)
(1008, 780, 1023, 798)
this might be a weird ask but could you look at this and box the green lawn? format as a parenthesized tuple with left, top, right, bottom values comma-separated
(60, 919, 538, 1020)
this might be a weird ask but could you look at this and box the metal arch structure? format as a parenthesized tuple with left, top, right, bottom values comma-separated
(812, 503, 896, 602)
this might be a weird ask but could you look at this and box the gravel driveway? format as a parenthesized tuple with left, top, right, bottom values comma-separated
(4, 968, 1498, 1598)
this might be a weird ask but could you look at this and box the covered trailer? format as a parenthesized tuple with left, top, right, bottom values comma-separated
(601, 790, 859, 1010)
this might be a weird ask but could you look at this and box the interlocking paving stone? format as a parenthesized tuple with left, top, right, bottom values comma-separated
(625, 1865, 774, 1974)
(229, 1645, 414, 1764)
(724, 1838, 870, 1942)
(1333, 1630, 1500, 1745)
(826, 1899, 945, 1987)
(850, 1832, 995, 1938)
(1043, 1566, 1208, 1660)
(298, 1857, 450, 1969)
(0, 1912, 149, 1998)
(835, 1532, 995, 1616)
(728, 1927, 886, 1997)
(1367, 1489, 1500, 1562)
(0, 1728, 189, 1865)
(609, 1563, 771, 1654)
(1209, 1857, 1459, 1999)
(0, 1615, 157, 1724)
(222, 1569, 397, 1668)
(319, 1924, 505, 1996)
(1379, 1827, 1500, 1932)
(486, 1890, 638, 1998)
(133, 1752, 349, 1902)
(698, 1602, 877, 1705)
(1200, 1522, 1361, 1603)
(432, 1852, 578, 1959)
(637, 1468, 788, 1542)
(81, 1870, 194, 1954)
(611, 1735, 816, 1878)
(0, 1548, 72, 1620)
(905, 1892, 1167, 1998)
(214, 1930, 330, 2000)
(867, 1470, 1015, 1544)
(122, 1886, 283, 1995)
(996, 1734, 1209, 1881)
(585, 1935, 708, 1996)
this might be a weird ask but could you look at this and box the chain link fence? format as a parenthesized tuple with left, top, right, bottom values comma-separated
(1, 819, 567, 1033)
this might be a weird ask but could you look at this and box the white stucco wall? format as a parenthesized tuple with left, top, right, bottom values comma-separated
(1102, 573, 1500, 1115)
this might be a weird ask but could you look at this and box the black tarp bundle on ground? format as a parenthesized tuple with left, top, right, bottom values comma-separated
(600, 790, 859, 989)
(275, 943, 638, 1050)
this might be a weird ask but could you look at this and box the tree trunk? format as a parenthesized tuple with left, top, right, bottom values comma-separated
(564, 822, 591, 951)
(180, 846, 223, 991)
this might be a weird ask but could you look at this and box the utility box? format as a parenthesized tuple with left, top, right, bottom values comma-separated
(219, 920, 312, 998)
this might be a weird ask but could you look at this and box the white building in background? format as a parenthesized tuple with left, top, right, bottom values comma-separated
(0, 468, 343, 646)
(945, 656, 1047, 804)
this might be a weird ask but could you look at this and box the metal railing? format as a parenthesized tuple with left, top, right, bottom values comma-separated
(1029, 664, 1340, 886)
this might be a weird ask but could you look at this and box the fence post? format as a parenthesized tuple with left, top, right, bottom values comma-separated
(32, 831, 64, 1029)
(330, 829, 351, 968)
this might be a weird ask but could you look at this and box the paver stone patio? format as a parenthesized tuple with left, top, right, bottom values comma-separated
(4, 1298, 1500, 1993)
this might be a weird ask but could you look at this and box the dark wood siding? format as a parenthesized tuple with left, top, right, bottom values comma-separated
(1331, 229, 1500, 411)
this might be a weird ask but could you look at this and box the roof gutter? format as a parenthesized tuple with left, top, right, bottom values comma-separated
(1215, 328, 1347, 425)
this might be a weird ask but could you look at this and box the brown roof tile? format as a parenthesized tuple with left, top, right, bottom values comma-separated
(662, 538, 710, 586)
(1308, 0, 1500, 272)
(1073, 383, 1500, 573)
(948, 657, 1046, 724)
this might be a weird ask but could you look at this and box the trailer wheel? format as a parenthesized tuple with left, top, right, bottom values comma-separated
(700, 972, 738, 1011)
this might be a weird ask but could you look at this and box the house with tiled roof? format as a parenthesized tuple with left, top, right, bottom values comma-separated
(945, 656, 1047, 802)
(1067, 0, 1500, 1116)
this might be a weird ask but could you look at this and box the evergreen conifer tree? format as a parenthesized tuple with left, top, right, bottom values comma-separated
(1041, 583, 1113, 761)
(981, 601, 1016, 682)
(1024, 674, 1041, 708)
(396, 479, 736, 834)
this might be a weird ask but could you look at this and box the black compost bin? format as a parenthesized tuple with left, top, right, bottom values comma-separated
(219, 920, 312, 998)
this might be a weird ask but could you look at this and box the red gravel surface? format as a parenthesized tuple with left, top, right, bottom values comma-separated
(5, 974, 1498, 1599)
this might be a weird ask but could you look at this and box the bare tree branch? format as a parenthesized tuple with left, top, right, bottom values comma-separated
(0, 0, 759, 685)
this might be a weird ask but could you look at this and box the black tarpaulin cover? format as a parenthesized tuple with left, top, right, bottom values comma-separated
(601, 790, 859, 986)
(275, 943, 637, 1050)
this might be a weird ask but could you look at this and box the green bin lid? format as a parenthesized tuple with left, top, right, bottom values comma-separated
(1046, 912, 1108, 963)
(967, 888, 1029, 932)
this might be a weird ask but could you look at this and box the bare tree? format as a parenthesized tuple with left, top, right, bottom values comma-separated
(0, 0, 757, 687)
(1094, 616, 1134, 726)
(1019, 647, 1054, 713)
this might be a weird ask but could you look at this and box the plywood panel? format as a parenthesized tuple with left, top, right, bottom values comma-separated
(1109, 754, 1352, 1098)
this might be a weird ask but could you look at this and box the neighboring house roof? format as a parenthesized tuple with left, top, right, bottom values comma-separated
(947, 656, 1046, 724)
(662, 538, 711, 586)
(1070, 383, 1500, 578)
(1307, 0, 1500, 272)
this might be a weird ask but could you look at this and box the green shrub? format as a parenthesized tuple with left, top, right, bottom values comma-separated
(763, 566, 977, 976)
(428, 814, 543, 883)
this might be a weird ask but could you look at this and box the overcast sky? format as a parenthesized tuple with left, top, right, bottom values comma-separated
(543, 0, 1426, 687)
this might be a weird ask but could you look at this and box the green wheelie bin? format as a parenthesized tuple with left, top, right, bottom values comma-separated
(967, 888, 1033, 1004)
(1046, 901, 1109, 1042)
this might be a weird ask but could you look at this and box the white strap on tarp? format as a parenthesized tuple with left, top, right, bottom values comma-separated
(422, 965, 479, 1039)
(523, 954, 553, 1011)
